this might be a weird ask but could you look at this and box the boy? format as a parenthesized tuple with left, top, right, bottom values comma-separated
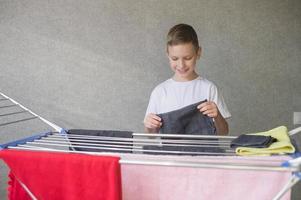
(144, 24, 231, 135)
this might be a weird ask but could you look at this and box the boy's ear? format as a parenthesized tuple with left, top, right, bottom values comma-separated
(197, 47, 202, 59)
(166, 46, 170, 58)
(166, 50, 171, 58)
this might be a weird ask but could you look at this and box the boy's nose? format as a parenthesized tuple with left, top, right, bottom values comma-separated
(177, 60, 185, 68)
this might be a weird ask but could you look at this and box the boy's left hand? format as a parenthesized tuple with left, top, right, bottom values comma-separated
(197, 101, 219, 118)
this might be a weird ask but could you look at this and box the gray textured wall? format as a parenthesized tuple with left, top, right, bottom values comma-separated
(0, 0, 300, 199)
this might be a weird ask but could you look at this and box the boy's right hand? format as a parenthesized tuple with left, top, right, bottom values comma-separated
(144, 113, 162, 130)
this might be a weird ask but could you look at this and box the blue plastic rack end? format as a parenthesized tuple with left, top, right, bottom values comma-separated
(0, 131, 52, 150)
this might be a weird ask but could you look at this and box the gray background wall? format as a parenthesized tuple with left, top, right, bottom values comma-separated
(0, 0, 300, 199)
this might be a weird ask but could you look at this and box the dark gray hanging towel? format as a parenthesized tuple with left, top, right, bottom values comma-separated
(157, 100, 216, 135)
(67, 129, 133, 153)
(143, 100, 223, 155)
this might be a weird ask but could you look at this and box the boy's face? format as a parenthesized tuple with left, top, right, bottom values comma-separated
(167, 43, 201, 81)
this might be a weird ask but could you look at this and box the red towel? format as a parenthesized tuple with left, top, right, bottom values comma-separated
(8, 171, 32, 200)
(0, 149, 122, 200)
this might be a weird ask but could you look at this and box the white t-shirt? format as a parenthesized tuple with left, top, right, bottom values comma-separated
(145, 76, 231, 119)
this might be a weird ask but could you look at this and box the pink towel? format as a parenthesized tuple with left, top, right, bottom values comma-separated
(120, 154, 291, 200)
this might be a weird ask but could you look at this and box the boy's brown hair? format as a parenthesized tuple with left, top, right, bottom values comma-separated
(167, 24, 200, 52)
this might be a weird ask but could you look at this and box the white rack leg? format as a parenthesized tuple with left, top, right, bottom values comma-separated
(273, 174, 300, 200)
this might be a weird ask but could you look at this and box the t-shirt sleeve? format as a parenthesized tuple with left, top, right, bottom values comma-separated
(144, 88, 159, 120)
(208, 84, 231, 119)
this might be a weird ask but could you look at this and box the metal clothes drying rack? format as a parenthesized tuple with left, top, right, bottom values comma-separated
(0, 91, 301, 200)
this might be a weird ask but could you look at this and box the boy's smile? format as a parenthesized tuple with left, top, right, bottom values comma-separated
(167, 43, 201, 82)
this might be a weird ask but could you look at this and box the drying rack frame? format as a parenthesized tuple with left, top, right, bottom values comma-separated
(1, 91, 301, 200)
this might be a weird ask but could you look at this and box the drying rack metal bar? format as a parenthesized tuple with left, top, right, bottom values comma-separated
(0, 92, 63, 132)
(17, 144, 58, 151)
(11, 142, 234, 156)
(0, 110, 28, 117)
(0, 116, 38, 127)
(0, 104, 18, 109)
(289, 127, 301, 136)
(18, 179, 38, 200)
(28, 141, 133, 150)
(133, 132, 236, 139)
(64, 133, 232, 144)
(38, 138, 231, 148)
(136, 127, 301, 138)
(119, 159, 298, 172)
(58, 137, 230, 145)
(273, 174, 300, 200)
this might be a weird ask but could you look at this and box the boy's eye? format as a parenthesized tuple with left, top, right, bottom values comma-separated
(184, 57, 192, 60)
(171, 57, 178, 61)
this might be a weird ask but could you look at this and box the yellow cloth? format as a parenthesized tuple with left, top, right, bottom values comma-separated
(235, 126, 295, 156)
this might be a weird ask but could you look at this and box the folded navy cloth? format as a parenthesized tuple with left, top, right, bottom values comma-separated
(230, 135, 277, 149)
(158, 100, 216, 135)
(143, 145, 224, 156)
(67, 129, 133, 153)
